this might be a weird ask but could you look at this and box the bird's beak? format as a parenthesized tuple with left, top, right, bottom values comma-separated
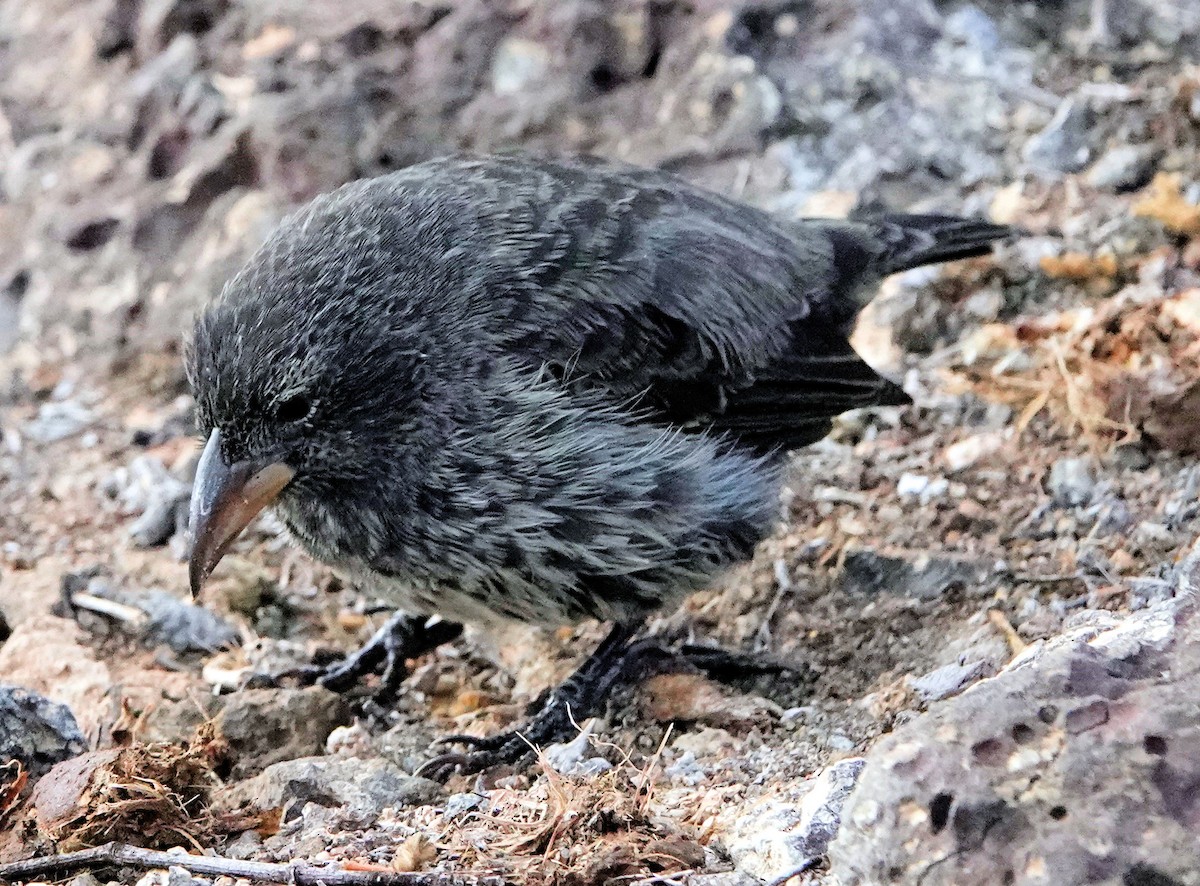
(188, 428, 295, 597)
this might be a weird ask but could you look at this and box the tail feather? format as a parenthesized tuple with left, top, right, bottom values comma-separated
(867, 213, 1014, 275)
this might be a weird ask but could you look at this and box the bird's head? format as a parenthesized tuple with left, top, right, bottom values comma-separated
(183, 183, 456, 596)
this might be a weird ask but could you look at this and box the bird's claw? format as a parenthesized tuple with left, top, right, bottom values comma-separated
(417, 730, 542, 781)
(253, 613, 463, 706)
(418, 684, 599, 781)
(431, 732, 492, 749)
(416, 629, 802, 781)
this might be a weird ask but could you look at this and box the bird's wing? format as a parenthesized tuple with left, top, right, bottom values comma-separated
(443, 155, 908, 453)
(392, 155, 1004, 453)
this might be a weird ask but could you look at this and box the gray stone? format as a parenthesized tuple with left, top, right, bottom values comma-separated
(1024, 99, 1097, 174)
(23, 401, 94, 443)
(726, 758, 865, 881)
(840, 547, 991, 599)
(665, 750, 707, 786)
(224, 756, 444, 817)
(216, 689, 352, 778)
(829, 579, 1200, 885)
(443, 791, 488, 818)
(1047, 456, 1097, 507)
(543, 724, 614, 777)
(896, 473, 949, 504)
(0, 685, 87, 778)
(223, 828, 263, 859)
(908, 659, 993, 702)
(144, 687, 351, 778)
(132, 866, 208, 886)
(1085, 144, 1160, 192)
(168, 867, 201, 886)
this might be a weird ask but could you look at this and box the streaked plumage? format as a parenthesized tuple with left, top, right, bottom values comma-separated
(187, 153, 1008, 628)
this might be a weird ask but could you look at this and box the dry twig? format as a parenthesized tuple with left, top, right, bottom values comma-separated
(987, 609, 1028, 656)
(0, 842, 504, 886)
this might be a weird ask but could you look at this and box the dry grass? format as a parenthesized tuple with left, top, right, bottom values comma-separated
(944, 282, 1200, 451)
(16, 723, 239, 855)
(428, 726, 709, 886)
(1134, 173, 1200, 238)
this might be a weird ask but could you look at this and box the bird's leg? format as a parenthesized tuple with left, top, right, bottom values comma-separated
(417, 620, 643, 780)
(418, 625, 797, 781)
(281, 612, 463, 704)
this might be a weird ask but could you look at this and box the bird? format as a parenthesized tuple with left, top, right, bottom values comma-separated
(185, 152, 1011, 777)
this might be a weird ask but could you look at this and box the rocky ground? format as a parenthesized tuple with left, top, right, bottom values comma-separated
(3, 0, 1200, 884)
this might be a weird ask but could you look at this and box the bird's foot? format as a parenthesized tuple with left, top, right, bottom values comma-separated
(279, 612, 463, 707)
(417, 621, 642, 780)
(416, 625, 792, 781)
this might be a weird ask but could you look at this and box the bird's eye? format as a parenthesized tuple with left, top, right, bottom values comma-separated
(275, 394, 313, 424)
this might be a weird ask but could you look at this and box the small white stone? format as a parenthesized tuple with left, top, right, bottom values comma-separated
(943, 432, 1006, 473)
(723, 759, 866, 881)
(542, 720, 613, 777)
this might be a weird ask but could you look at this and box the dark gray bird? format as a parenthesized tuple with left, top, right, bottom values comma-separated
(186, 153, 1009, 776)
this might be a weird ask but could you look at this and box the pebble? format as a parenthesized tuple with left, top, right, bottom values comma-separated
(132, 868, 208, 886)
(1085, 144, 1160, 192)
(1047, 457, 1097, 507)
(144, 687, 351, 779)
(542, 722, 614, 777)
(896, 472, 949, 503)
(0, 686, 88, 777)
(1023, 98, 1096, 174)
(672, 726, 736, 758)
(726, 758, 866, 881)
(908, 659, 992, 702)
(443, 791, 488, 818)
(943, 432, 1006, 473)
(223, 829, 263, 859)
(665, 750, 707, 786)
(222, 756, 444, 817)
(23, 401, 94, 442)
